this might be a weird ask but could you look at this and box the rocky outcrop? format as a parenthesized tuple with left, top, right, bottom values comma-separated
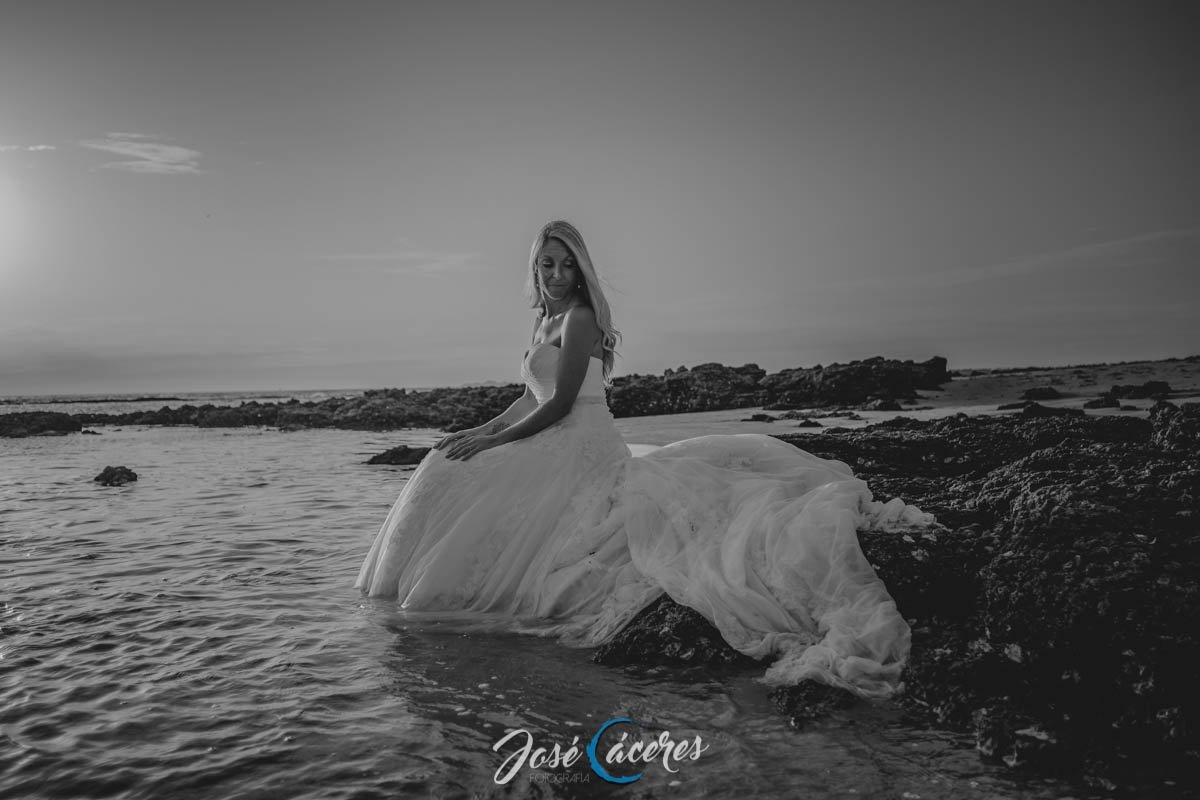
(0, 412, 81, 437)
(757, 356, 950, 410)
(1150, 398, 1200, 452)
(769, 681, 859, 729)
(1016, 401, 1083, 418)
(50, 384, 528, 434)
(5, 355, 953, 435)
(605, 356, 949, 417)
(1080, 381, 1172, 412)
(599, 404, 1200, 790)
(93, 466, 137, 486)
(1110, 381, 1171, 399)
(366, 445, 431, 465)
(608, 363, 766, 417)
(791, 405, 1198, 787)
(592, 594, 757, 668)
(1083, 395, 1120, 409)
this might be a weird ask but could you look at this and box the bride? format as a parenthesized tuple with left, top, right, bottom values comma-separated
(356, 220, 935, 699)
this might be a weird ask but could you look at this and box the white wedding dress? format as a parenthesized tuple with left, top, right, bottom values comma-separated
(356, 342, 936, 698)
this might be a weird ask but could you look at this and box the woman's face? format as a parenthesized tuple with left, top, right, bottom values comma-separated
(536, 237, 580, 303)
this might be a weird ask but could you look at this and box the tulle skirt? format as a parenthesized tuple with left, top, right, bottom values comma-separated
(356, 400, 935, 698)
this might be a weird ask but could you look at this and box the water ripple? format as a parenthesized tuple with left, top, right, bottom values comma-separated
(0, 426, 1135, 799)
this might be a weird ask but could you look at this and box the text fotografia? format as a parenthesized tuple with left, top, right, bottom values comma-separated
(492, 717, 709, 785)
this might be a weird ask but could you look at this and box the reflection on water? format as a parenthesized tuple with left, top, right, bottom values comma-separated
(0, 426, 1122, 798)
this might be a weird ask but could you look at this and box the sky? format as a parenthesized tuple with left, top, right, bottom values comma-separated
(1, 0, 1197, 396)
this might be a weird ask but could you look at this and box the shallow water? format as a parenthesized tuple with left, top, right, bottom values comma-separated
(0, 426, 1121, 798)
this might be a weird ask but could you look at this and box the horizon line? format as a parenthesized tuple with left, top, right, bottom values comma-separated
(3, 351, 1196, 402)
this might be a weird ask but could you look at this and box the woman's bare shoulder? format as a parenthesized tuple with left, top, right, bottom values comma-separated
(564, 303, 597, 326)
(562, 305, 603, 358)
(563, 305, 600, 337)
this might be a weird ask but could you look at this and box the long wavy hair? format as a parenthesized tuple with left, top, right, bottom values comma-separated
(523, 220, 622, 385)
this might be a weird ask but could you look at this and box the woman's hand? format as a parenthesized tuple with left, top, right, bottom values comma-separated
(441, 431, 501, 461)
(433, 427, 478, 451)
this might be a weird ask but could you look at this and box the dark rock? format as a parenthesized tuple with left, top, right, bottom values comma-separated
(610, 356, 948, 416)
(0, 411, 82, 437)
(997, 400, 1035, 410)
(1022, 387, 1062, 400)
(593, 594, 757, 668)
(81, 429, 101, 435)
(1083, 394, 1119, 409)
(1150, 400, 1200, 452)
(94, 466, 137, 486)
(794, 419, 822, 428)
(857, 523, 992, 624)
(742, 413, 776, 422)
(864, 398, 902, 411)
(758, 356, 950, 410)
(974, 706, 1060, 769)
(367, 445, 431, 465)
(1110, 381, 1171, 400)
(765, 410, 1198, 789)
(1019, 402, 1083, 418)
(610, 362, 764, 416)
(67, 383, 527, 434)
(197, 407, 252, 428)
(769, 681, 859, 728)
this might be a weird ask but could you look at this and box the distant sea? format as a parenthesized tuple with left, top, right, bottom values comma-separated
(2, 389, 385, 418)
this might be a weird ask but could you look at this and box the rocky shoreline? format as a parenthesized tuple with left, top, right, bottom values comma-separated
(601, 400, 1200, 793)
(6, 353, 1198, 440)
(0, 354, 950, 437)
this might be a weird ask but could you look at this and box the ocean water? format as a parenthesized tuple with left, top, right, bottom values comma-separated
(0, 389, 370, 418)
(0, 423, 1115, 799)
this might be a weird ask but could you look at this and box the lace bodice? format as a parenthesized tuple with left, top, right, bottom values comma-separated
(520, 342, 607, 405)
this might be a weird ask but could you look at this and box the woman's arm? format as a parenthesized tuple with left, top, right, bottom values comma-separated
(484, 386, 538, 433)
(491, 306, 597, 446)
(439, 315, 543, 446)
(443, 307, 599, 461)
(435, 381, 537, 451)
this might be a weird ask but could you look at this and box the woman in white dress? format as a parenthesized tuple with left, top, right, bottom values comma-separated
(356, 220, 935, 699)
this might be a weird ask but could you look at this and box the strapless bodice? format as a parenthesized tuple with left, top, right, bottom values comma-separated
(520, 342, 607, 405)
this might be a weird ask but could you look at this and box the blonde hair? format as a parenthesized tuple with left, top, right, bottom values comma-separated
(523, 220, 622, 385)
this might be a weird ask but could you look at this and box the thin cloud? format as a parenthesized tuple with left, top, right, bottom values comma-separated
(79, 134, 202, 175)
(312, 250, 484, 276)
(0, 144, 56, 152)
